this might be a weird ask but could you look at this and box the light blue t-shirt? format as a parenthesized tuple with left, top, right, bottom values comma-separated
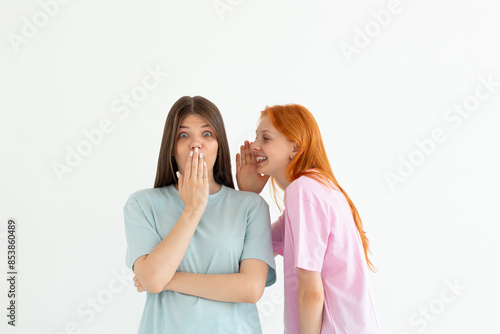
(124, 184, 276, 334)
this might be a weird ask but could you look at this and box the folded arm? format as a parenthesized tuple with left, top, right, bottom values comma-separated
(134, 258, 269, 304)
(132, 208, 203, 294)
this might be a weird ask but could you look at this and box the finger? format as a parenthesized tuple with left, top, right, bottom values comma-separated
(245, 141, 253, 165)
(197, 152, 204, 179)
(191, 148, 199, 179)
(176, 171, 183, 189)
(203, 161, 208, 183)
(243, 141, 250, 165)
(133, 275, 137, 282)
(182, 150, 194, 179)
(240, 143, 246, 165)
(236, 153, 241, 171)
(249, 142, 257, 165)
(239, 145, 246, 166)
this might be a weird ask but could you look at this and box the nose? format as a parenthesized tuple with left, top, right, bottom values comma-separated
(250, 141, 260, 152)
(189, 137, 202, 150)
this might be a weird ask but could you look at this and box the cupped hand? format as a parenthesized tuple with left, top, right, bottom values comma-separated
(177, 148, 209, 215)
(235, 140, 269, 194)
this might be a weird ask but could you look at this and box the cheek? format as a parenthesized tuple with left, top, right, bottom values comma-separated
(273, 149, 291, 166)
(262, 143, 279, 157)
(173, 156, 182, 172)
(173, 147, 187, 168)
(208, 140, 219, 156)
(173, 149, 181, 163)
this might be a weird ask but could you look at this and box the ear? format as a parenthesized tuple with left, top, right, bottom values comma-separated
(290, 143, 299, 159)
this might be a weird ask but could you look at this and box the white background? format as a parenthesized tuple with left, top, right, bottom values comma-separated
(1, 0, 499, 333)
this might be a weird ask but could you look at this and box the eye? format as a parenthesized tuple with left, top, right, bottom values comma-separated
(255, 135, 269, 142)
(203, 131, 212, 137)
(179, 133, 188, 138)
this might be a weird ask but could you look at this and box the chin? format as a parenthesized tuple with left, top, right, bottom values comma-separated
(257, 167, 269, 176)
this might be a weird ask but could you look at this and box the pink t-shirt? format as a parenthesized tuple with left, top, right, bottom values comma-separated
(272, 174, 381, 334)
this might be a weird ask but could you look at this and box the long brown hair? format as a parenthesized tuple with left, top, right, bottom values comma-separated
(154, 96, 234, 189)
(261, 104, 375, 272)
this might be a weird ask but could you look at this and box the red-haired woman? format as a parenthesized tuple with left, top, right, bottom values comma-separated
(236, 104, 381, 334)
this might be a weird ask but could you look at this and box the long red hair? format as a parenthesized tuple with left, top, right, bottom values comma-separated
(261, 104, 376, 272)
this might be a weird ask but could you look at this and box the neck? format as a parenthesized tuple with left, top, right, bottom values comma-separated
(208, 181, 222, 194)
(274, 173, 291, 190)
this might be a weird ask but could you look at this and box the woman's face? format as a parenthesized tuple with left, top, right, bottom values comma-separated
(174, 114, 219, 180)
(251, 115, 297, 181)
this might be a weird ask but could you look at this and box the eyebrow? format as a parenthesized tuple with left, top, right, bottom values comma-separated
(179, 124, 212, 130)
(256, 129, 272, 134)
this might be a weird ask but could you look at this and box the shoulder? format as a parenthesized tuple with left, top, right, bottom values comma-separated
(125, 187, 170, 207)
(285, 173, 342, 205)
(286, 174, 326, 196)
(224, 187, 269, 210)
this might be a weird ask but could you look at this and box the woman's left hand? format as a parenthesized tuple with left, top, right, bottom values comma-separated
(133, 274, 145, 293)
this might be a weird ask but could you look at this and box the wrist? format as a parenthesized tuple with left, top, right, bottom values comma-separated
(164, 272, 185, 292)
(183, 207, 204, 219)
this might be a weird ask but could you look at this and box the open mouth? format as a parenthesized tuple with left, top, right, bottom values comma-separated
(255, 156, 268, 163)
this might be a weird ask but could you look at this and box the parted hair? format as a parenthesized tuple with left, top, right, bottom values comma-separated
(154, 96, 234, 189)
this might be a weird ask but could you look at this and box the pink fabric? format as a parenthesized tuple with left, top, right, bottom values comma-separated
(271, 175, 381, 334)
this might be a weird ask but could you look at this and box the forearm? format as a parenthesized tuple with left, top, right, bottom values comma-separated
(297, 291, 324, 334)
(297, 270, 324, 334)
(162, 259, 268, 303)
(164, 272, 258, 303)
(134, 209, 203, 292)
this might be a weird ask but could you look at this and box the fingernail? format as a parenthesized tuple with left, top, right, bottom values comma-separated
(176, 171, 180, 178)
(199, 153, 203, 159)
(190, 151, 193, 157)
(204, 161, 207, 166)
(195, 148, 199, 153)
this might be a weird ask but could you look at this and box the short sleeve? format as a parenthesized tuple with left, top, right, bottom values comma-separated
(271, 213, 285, 256)
(287, 195, 330, 272)
(240, 198, 277, 287)
(123, 195, 162, 270)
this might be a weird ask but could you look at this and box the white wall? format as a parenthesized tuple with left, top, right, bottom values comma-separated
(1, 0, 499, 333)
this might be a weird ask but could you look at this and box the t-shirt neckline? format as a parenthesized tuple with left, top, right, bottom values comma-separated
(167, 183, 228, 202)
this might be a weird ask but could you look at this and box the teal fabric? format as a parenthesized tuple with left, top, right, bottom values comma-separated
(124, 185, 276, 334)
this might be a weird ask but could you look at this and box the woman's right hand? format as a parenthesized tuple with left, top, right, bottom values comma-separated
(236, 140, 269, 194)
(177, 148, 209, 215)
